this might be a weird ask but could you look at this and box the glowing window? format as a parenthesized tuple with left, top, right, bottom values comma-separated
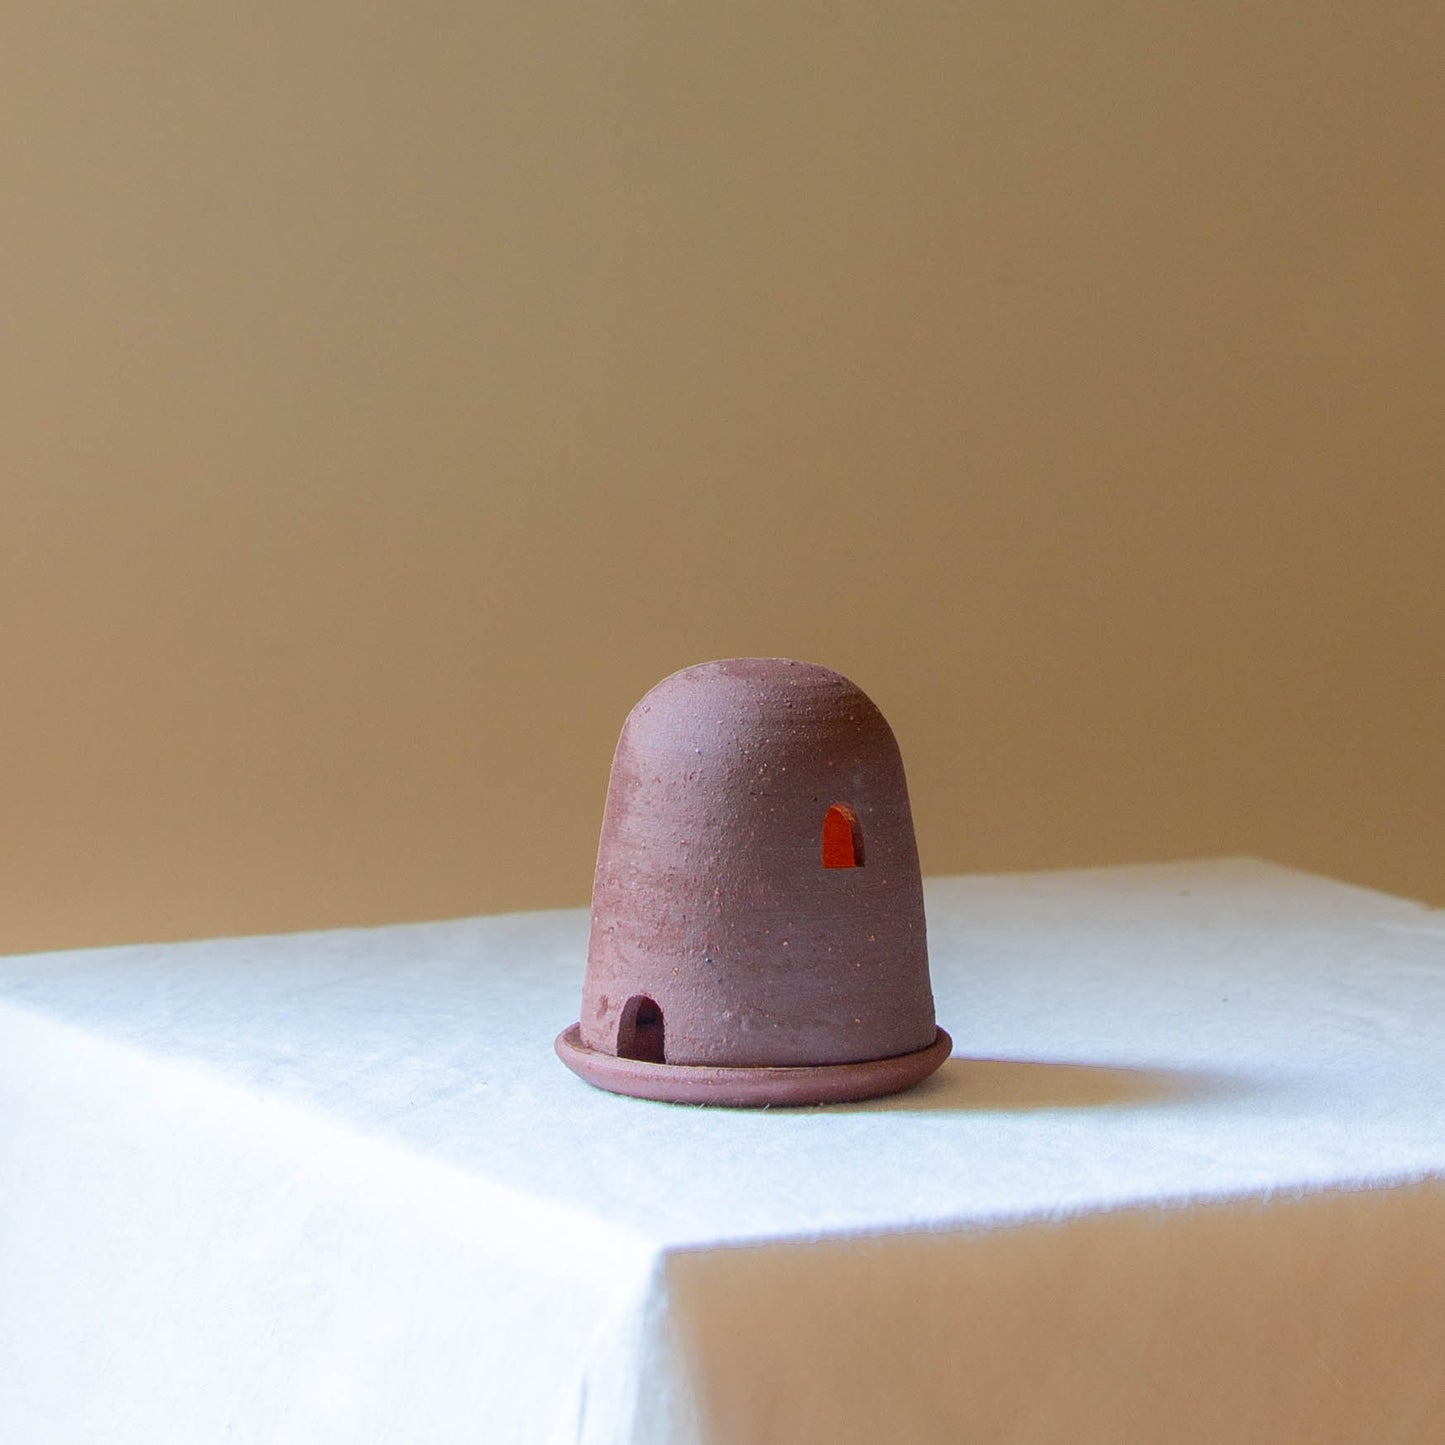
(822, 804, 864, 869)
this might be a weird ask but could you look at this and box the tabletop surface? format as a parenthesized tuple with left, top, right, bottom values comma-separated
(2, 856, 1442, 1251)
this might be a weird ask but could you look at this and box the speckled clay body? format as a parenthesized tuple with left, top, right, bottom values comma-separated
(555, 658, 950, 1105)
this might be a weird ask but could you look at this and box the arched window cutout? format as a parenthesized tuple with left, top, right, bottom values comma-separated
(616, 995, 666, 1063)
(822, 804, 864, 869)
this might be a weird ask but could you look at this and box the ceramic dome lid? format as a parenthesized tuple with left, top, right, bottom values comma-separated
(557, 658, 949, 1105)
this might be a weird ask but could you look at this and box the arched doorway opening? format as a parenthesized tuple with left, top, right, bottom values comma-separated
(616, 995, 666, 1063)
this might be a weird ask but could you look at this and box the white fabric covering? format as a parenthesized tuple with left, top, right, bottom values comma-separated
(2, 858, 1443, 1443)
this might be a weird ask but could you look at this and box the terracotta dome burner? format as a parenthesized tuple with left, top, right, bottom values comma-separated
(555, 658, 951, 1106)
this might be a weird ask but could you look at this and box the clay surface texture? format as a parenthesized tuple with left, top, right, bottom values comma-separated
(557, 657, 947, 1106)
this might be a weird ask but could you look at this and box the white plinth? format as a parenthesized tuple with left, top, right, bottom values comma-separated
(3, 859, 1444, 1443)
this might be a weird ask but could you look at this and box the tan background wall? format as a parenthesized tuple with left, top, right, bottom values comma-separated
(3, 2, 1441, 955)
